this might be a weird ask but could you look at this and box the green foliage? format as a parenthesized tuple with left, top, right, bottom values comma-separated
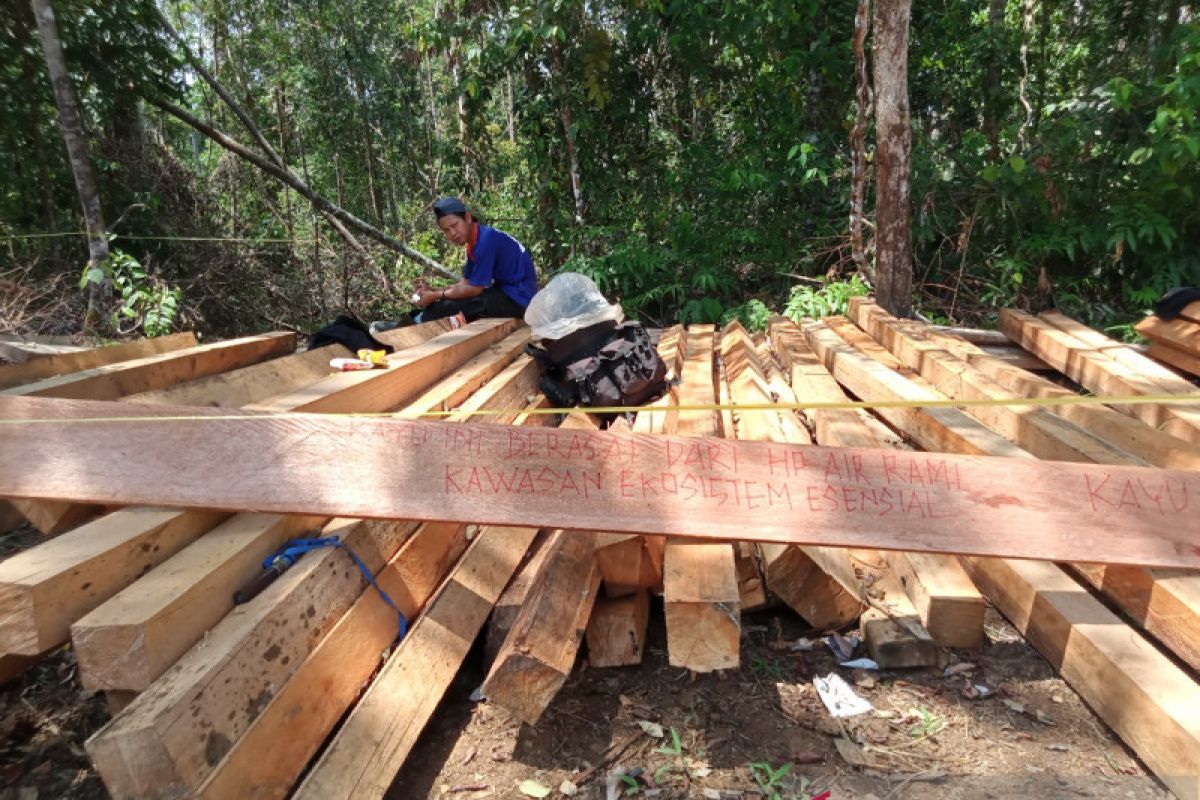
(5, 0, 1200, 337)
(722, 299, 771, 331)
(906, 706, 945, 738)
(107, 249, 182, 337)
(748, 761, 794, 800)
(782, 276, 870, 322)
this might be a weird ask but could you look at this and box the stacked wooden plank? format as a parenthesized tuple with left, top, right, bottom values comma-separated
(2, 309, 1200, 799)
(1135, 303, 1200, 376)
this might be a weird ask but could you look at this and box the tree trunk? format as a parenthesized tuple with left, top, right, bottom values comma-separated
(872, 0, 913, 318)
(553, 42, 585, 225)
(507, 72, 517, 143)
(31, 0, 110, 327)
(982, 0, 1007, 158)
(274, 85, 295, 266)
(353, 74, 386, 225)
(849, 0, 872, 276)
(1017, 0, 1034, 149)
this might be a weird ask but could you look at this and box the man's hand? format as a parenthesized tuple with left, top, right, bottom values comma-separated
(417, 288, 444, 308)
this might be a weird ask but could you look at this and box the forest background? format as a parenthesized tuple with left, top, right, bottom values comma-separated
(1, 0, 1197, 340)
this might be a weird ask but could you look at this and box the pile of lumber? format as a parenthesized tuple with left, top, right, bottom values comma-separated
(2, 306, 1200, 800)
(1135, 303, 1200, 376)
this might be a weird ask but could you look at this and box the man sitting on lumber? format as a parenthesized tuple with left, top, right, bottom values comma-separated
(376, 197, 538, 331)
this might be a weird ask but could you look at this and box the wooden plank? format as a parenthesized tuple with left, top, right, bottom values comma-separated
(1173, 301, 1200, 326)
(394, 328, 530, 419)
(485, 531, 552, 665)
(71, 512, 331, 692)
(879, 551, 984, 650)
(121, 318, 461, 408)
(676, 324, 720, 438)
(723, 322, 861, 630)
(847, 297, 1200, 471)
(0, 321, 509, 669)
(1129, 314, 1199, 355)
(606, 329, 686, 598)
(87, 519, 465, 800)
(826, 315, 1140, 466)
(69, 321, 518, 693)
(0, 653, 42, 686)
(0, 508, 230, 656)
(0, 335, 87, 364)
(768, 318, 982, 647)
(759, 543, 863, 630)
(481, 528, 600, 724)
(961, 556, 1200, 800)
(192, 520, 467, 800)
(121, 345, 350, 408)
(4, 332, 295, 401)
(586, 590, 651, 668)
(733, 541, 770, 611)
(8, 396, 1200, 568)
(595, 533, 664, 596)
(847, 302, 1200, 665)
(445, 355, 540, 425)
(372, 317, 457, 350)
(243, 318, 519, 414)
(292, 527, 540, 800)
(4, 331, 293, 534)
(1070, 563, 1200, 672)
(1148, 340, 1200, 377)
(1044, 309, 1195, 389)
(663, 324, 739, 671)
(973, 344, 1052, 371)
(5, 496, 103, 537)
(0, 332, 197, 390)
(715, 348, 934, 667)
(663, 542, 740, 672)
(927, 325, 1013, 346)
(851, 551, 938, 668)
(999, 308, 1200, 442)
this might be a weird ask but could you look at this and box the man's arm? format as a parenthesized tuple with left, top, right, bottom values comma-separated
(417, 280, 484, 307)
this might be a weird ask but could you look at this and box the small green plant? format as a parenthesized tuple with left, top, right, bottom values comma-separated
(906, 706, 945, 738)
(651, 727, 702, 785)
(654, 726, 684, 758)
(619, 773, 640, 796)
(721, 298, 772, 331)
(782, 275, 869, 322)
(748, 761, 794, 800)
(98, 248, 182, 337)
(750, 655, 785, 680)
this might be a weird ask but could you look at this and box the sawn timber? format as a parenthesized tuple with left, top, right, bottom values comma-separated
(1, 395, 1199, 568)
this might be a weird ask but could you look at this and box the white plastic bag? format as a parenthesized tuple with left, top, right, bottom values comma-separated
(524, 272, 623, 341)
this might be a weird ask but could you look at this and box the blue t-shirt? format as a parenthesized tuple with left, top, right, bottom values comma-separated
(464, 225, 538, 308)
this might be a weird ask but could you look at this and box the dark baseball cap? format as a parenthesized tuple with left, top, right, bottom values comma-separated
(433, 196, 468, 217)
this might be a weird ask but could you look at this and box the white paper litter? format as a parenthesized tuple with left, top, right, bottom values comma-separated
(814, 672, 875, 718)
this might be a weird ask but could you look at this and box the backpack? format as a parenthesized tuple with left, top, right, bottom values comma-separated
(526, 320, 669, 410)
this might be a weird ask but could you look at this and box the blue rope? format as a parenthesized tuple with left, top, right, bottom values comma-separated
(264, 536, 408, 644)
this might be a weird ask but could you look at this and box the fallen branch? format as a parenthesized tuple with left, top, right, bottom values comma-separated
(145, 97, 453, 280)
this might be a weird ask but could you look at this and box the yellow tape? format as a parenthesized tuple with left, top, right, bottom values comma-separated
(2, 391, 1200, 425)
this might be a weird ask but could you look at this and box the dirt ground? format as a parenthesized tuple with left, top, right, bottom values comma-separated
(0, 523, 1175, 800)
(386, 603, 1170, 800)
